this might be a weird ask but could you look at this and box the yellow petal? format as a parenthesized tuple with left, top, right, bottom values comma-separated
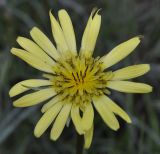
(103, 96, 131, 123)
(80, 10, 92, 52)
(71, 105, 84, 135)
(58, 9, 77, 55)
(11, 48, 53, 73)
(34, 102, 63, 137)
(41, 94, 63, 113)
(42, 73, 53, 80)
(30, 27, 59, 60)
(84, 125, 93, 149)
(50, 103, 72, 140)
(101, 36, 142, 69)
(107, 81, 152, 93)
(9, 79, 52, 97)
(49, 11, 69, 54)
(81, 103, 94, 131)
(80, 9, 101, 58)
(13, 88, 56, 107)
(93, 95, 120, 131)
(112, 64, 150, 80)
(16, 37, 55, 66)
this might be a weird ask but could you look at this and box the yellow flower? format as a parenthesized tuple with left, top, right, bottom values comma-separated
(9, 9, 152, 149)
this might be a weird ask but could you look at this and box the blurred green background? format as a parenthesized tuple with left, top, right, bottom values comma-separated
(0, 0, 160, 154)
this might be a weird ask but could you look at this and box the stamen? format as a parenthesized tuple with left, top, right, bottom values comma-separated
(50, 56, 112, 106)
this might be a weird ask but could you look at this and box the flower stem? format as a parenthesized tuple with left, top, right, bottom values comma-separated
(76, 134, 84, 154)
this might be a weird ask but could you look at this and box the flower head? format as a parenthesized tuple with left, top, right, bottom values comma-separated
(9, 9, 152, 149)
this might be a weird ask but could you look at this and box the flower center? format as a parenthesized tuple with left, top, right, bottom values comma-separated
(50, 56, 113, 106)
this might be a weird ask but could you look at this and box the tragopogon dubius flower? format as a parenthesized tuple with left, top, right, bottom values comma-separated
(9, 9, 152, 149)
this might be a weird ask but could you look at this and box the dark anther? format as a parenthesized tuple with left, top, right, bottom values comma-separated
(72, 73, 77, 81)
(76, 72, 80, 82)
(83, 66, 88, 78)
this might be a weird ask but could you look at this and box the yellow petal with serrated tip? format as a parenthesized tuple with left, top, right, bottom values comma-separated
(101, 36, 142, 69)
(49, 11, 69, 54)
(30, 27, 60, 60)
(104, 96, 131, 123)
(13, 88, 56, 107)
(107, 81, 152, 93)
(34, 102, 63, 137)
(80, 10, 101, 58)
(112, 64, 150, 80)
(9, 79, 52, 97)
(84, 125, 93, 149)
(81, 103, 94, 131)
(93, 95, 120, 131)
(11, 48, 53, 73)
(58, 9, 77, 55)
(50, 103, 72, 140)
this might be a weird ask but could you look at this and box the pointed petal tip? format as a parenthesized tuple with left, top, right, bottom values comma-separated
(10, 48, 14, 54)
(132, 35, 143, 44)
(10, 47, 16, 54)
(34, 130, 41, 138)
(112, 125, 120, 131)
(91, 7, 101, 16)
(9, 90, 13, 97)
(16, 36, 21, 42)
(30, 27, 38, 35)
(137, 35, 144, 40)
(148, 85, 153, 92)
(49, 9, 53, 18)
(84, 142, 92, 149)
(125, 116, 132, 124)
(41, 107, 45, 113)
(49, 10, 57, 26)
(13, 99, 26, 107)
(127, 119, 132, 124)
(13, 102, 20, 107)
(84, 146, 89, 149)
(11, 47, 22, 55)
(96, 8, 102, 15)
(58, 9, 67, 14)
(30, 26, 36, 31)
(144, 85, 153, 93)
(145, 64, 150, 71)
(92, 8, 102, 18)
(50, 134, 58, 141)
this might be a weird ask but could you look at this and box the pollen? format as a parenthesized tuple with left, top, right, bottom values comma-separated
(49, 56, 113, 106)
